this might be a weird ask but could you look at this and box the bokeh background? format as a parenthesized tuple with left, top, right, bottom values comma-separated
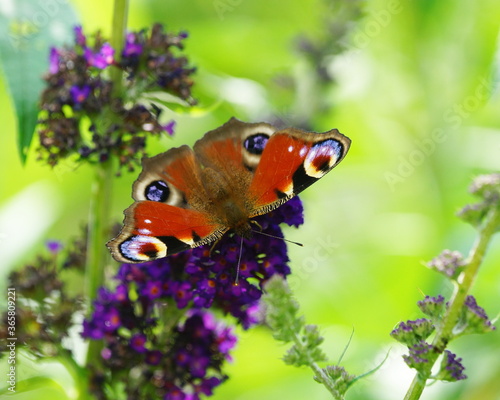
(1, 0, 500, 399)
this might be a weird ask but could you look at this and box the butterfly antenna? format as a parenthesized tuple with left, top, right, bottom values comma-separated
(252, 230, 303, 247)
(234, 236, 244, 286)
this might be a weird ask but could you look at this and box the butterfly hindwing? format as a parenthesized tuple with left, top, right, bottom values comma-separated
(132, 145, 206, 207)
(107, 201, 226, 263)
(108, 145, 225, 263)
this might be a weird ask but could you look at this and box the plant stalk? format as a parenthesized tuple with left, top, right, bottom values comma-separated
(404, 203, 500, 400)
(85, 160, 114, 366)
(110, 0, 129, 97)
(84, 0, 129, 368)
(292, 333, 342, 399)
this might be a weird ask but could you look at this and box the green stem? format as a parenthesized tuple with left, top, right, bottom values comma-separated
(84, 0, 129, 368)
(404, 203, 500, 400)
(292, 333, 342, 399)
(85, 160, 114, 365)
(110, 0, 129, 97)
(57, 352, 91, 400)
(312, 362, 343, 400)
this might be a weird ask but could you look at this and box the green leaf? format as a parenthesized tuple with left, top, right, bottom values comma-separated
(142, 91, 222, 116)
(0, 0, 79, 164)
(0, 375, 68, 397)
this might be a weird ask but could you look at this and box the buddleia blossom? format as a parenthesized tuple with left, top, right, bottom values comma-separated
(417, 295, 446, 320)
(0, 241, 84, 356)
(38, 24, 195, 172)
(82, 197, 303, 398)
(390, 319, 435, 346)
(402, 341, 435, 371)
(84, 299, 234, 400)
(436, 350, 467, 382)
(403, 343, 467, 382)
(458, 173, 500, 227)
(457, 295, 496, 335)
(392, 294, 495, 383)
(427, 250, 466, 280)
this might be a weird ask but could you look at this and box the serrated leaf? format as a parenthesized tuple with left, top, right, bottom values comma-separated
(0, 0, 79, 164)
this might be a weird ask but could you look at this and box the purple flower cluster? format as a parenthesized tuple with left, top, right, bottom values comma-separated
(83, 197, 303, 398)
(84, 289, 235, 400)
(119, 24, 194, 99)
(393, 294, 495, 383)
(38, 24, 195, 172)
(427, 250, 465, 280)
(417, 295, 445, 319)
(438, 350, 467, 381)
(390, 318, 435, 346)
(0, 240, 85, 357)
(458, 173, 500, 227)
(460, 295, 496, 334)
(402, 341, 434, 369)
(469, 173, 500, 198)
(403, 342, 467, 382)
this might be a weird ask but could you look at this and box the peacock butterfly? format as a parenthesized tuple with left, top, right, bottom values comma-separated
(107, 117, 351, 263)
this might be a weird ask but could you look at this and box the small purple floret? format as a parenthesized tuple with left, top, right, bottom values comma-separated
(46, 240, 63, 254)
(84, 43, 115, 69)
(162, 120, 176, 136)
(74, 25, 86, 46)
(70, 85, 91, 104)
(441, 350, 467, 381)
(48, 47, 60, 74)
(123, 32, 143, 57)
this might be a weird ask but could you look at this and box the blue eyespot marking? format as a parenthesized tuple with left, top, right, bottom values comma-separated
(244, 133, 269, 155)
(145, 180, 170, 202)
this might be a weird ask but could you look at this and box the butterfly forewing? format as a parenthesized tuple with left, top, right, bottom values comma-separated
(248, 128, 351, 216)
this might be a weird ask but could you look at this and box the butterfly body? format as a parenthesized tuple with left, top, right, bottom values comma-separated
(108, 118, 351, 263)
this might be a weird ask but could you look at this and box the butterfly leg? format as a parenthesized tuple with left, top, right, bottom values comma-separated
(208, 235, 224, 256)
(249, 219, 263, 232)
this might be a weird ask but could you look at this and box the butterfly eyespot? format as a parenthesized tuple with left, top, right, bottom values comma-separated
(244, 133, 270, 155)
(304, 139, 343, 178)
(119, 235, 168, 262)
(145, 180, 170, 202)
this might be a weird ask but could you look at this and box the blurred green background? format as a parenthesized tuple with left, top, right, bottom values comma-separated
(1, 0, 500, 399)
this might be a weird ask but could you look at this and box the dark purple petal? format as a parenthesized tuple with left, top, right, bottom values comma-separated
(48, 47, 59, 74)
(70, 85, 91, 104)
(46, 240, 63, 254)
(141, 281, 162, 300)
(101, 347, 112, 360)
(145, 350, 163, 365)
(113, 284, 129, 303)
(130, 333, 147, 353)
(403, 341, 435, 371)
(195, 377, 222, 396)
(74, 25, 86, 46)
(440, 350, 467, 381)
(82, 319, 104, 340)
(123, 32, 143, 57)
(463, 295, 496, 332)
(103, 308, 121, 331)
(84, 43, 115, 69)
(162, 120, 176, 135)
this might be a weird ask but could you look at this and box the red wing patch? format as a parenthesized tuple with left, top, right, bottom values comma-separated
(107, 201, 226, 263)
(248, 129, 350, 215)
(248, 134, 306, 207)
